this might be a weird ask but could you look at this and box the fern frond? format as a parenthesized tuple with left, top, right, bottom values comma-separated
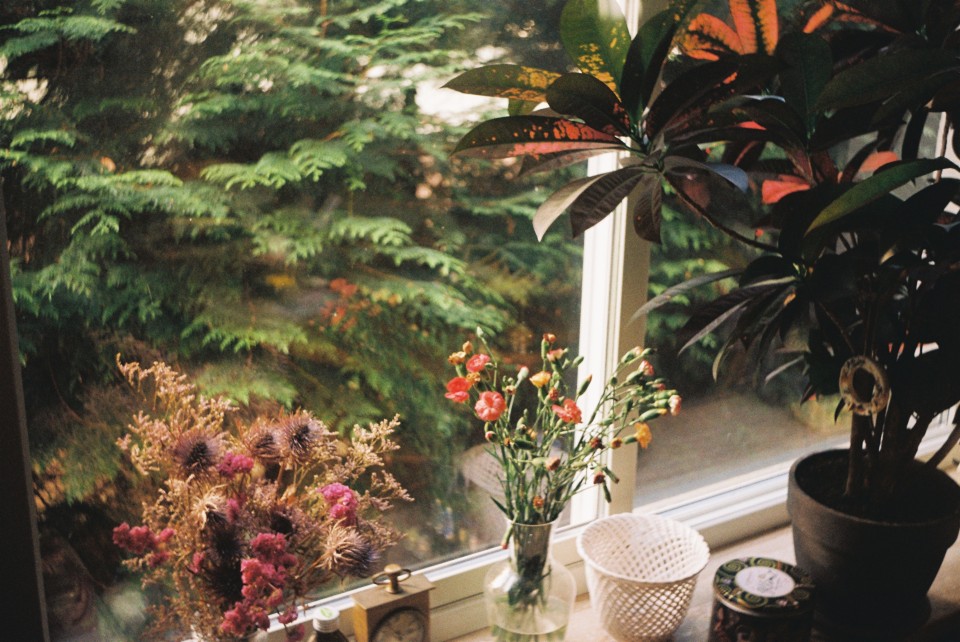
(327, 216, 412, 247)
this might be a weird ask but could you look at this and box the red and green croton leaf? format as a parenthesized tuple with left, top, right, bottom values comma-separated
(679, 0, 779, 59)
(442, 64, 562, 105)
(560, 0, 632, 95)
(545, 73, 633, 137)
(451, 116, 627, 159)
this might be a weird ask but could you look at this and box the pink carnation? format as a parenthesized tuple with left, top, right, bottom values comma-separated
(444, 376, 472, 403)
(466, 353, 490, 373)
(475, 391, 506, 422)
(552, 398, 582, 424)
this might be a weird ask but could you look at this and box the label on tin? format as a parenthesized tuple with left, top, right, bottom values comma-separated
(734, 566, 796, 598)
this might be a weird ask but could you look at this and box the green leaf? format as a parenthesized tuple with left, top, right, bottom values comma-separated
(776, 32, 831, 135)
(560, 0, 631, 95)
(518, 148, 618, 177)
(644, 59, 740, 139)
(632, 268, 742, 321)
(532, 173, 610, 240)
(443, 64, 561, 104)
(620, 9, 677, 120)
(630, 172, 664, 243)
(805, 158, 956, 234)
(568, 166, 652, 237)
(678, 280, 789, 353)
(816, 49, 960, 112)
(545, 73, 633, 137)
(451, 116, 626, 159)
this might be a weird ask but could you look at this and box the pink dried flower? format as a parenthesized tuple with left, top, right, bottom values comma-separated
(320, 483, 359, 525)
(218, 451, 255, 477)
(113, 523, 159, 555)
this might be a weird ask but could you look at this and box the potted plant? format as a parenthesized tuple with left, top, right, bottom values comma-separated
(444, 0, 960, 636)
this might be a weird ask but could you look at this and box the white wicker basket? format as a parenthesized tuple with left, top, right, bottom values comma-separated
(576, 513, 710, 642)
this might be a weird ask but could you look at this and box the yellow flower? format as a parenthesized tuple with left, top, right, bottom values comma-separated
(634, 422, 652, 449)
(447, 351, 467, 365)
(530, 370, 552, 388)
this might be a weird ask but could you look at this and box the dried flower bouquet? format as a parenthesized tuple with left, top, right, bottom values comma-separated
(113, 359, 410, 641)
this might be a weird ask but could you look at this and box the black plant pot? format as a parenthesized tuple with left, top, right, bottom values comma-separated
(787, 449, 960, 640)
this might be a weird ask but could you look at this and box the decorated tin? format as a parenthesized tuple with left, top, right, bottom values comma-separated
(708, 557, 815, 642)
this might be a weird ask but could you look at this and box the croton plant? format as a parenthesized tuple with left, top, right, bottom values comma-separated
(446, 0, 960, 513)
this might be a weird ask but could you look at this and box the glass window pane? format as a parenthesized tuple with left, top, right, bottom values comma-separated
(636, 202, 847, 506)
(2, 1, 580, 638)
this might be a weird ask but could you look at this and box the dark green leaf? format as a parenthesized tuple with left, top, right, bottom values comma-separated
(645, 59, 739, 139)
(805, 158, 956, 234)
(678, 285, 777, 354)
(630, 172, 663, 243)
(739, 255, 797, 286)
(560, 0, 631, 95)
(532, 173, 610, 239)
(546, 73, 633, 137)
(816, 49, 959, 112)
(452, 116, 626, 159)
(632, 268, 741, 320)
(518, 148, 624, 177)
(620, 9, 677, 120)
(776, 32, 831, 135)
(568, 167, 653, 237)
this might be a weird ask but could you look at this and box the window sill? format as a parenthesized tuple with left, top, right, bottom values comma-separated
(451, 523, 960, 642)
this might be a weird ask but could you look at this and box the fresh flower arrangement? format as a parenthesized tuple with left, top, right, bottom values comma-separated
(445, 330, 680, 533)
(113, 359, 411, 641)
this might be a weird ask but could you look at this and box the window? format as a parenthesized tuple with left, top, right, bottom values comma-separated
(2, 1, 584, 640)
(7, 2, 954, 641)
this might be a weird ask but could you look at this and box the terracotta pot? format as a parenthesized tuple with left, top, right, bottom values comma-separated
(787, 449, 960, 639)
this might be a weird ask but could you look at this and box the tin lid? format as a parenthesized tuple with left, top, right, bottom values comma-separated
(713, 557, 815, 617)
(312, 606, 340, 632)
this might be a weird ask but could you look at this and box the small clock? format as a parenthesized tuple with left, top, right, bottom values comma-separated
(371, 606, 427, 642)
(353, 564, 434, 642)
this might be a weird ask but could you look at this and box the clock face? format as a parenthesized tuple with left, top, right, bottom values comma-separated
(372, 606, 427, 642)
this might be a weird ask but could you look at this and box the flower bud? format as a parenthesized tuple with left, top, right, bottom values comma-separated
(533, 496, 545, 510)
(462, 341, 473, 354)
(638, 359, 654, 377)
(543, 333, 557, 344)
(546, 456, 561, 471)
(516, 366, 530, 383)
(593, 471, 605, 485)
(484, 430, 496, 442)
(576, 374, 593, 396)
(611, 437, 623, 449)
(589, 436, 603, 450)
(669, 394, 682, 416)
(548, 387, 560, 402)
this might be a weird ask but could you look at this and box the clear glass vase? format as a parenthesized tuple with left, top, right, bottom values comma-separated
(483, 521, 576, 642)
